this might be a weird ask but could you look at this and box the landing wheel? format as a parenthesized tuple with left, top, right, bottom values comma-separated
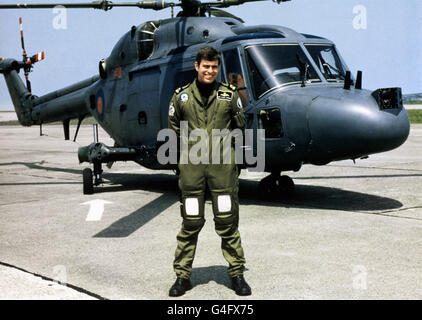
(259, 173, 295, 200)
(83, 168, 94, 195)
(277, 175, 295, 196)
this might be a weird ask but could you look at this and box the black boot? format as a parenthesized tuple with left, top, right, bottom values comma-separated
(231, 275, 252, 296)
(169, 277, 192, 297)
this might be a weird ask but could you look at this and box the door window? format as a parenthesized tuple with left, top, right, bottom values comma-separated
(258, 108, 283, 138)
(223, 49, 249, 107)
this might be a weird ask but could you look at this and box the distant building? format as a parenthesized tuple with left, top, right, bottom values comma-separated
(403, 93, 422, 104)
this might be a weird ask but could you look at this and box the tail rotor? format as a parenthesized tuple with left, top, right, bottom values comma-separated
(18, 17, 45, 94)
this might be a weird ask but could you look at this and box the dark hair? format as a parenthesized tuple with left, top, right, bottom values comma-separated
(195, 46, 220, 65)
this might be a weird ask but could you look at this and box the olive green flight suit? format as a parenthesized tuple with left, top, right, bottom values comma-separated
(168, 79, 246, 279)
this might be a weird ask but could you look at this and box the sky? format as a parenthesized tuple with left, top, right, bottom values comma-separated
(0, 0, 421, 110)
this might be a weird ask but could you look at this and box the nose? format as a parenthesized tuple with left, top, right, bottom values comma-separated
(307, 89, 410, 164)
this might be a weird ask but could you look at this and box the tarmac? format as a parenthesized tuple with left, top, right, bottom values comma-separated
(0, 117, 421, 300)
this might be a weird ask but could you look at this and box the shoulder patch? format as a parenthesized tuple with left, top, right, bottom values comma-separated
(237, 97, 243, 109)
(180, 92, 189, 102)
(169, 103, 175, 117)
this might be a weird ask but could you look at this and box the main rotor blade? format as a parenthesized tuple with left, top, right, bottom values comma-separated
(0, 1, 178, 11)
(209, 8, 244, 23)
(0, 2, 109, 9)
(0, 0, 289, 10)
(203, 0, 284, 8)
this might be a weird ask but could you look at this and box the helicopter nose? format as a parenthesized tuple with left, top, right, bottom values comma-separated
(307, 89, 410, 164)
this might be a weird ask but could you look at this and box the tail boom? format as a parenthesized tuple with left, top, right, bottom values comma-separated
(1, 58, 32, 125)
(1, 58, 99, 126)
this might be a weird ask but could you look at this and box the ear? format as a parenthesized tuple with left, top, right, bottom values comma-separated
(194, 61, 200, 72)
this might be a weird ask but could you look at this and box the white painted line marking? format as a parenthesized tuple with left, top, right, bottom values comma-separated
(81, 199, 113, 221)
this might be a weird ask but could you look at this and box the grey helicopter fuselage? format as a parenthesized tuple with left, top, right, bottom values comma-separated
(1, 16, 410, 177)
(90, 16, 409, 171)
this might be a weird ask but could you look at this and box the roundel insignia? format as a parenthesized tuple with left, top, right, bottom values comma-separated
(96, 89, 105, 121)
(97, 97, 103, 113)
(180, 93, 189, 102)
(237, 97, 243, 109)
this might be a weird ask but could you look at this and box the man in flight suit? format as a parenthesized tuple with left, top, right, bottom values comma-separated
(168, 46, 251, 296)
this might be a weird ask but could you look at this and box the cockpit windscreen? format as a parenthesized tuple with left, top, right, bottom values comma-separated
(305, 44, 348, 82)
(245, 44, 321, 99)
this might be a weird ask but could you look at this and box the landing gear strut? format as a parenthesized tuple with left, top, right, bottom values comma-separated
(79, 124, 151, 195)
(82, 124, 103, 195)
(259, 172, 295, 200)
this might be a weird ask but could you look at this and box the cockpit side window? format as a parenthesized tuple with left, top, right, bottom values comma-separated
(136, 21, 160, 61)
(222, 49, 249, 107)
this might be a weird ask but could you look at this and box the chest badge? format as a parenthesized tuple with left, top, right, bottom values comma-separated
(217, 90, 233, 101)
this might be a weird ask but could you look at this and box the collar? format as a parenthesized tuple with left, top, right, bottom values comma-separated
(192, 79, 219, 107)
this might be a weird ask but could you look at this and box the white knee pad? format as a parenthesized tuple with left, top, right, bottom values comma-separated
(217, 195, 232, 213)
(185, 197, 199, 216)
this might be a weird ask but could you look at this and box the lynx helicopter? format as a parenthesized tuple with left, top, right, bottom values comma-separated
(0, 0, 410, 197)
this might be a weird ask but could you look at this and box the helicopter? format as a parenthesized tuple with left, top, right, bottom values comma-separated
(0, 0, 410, 197)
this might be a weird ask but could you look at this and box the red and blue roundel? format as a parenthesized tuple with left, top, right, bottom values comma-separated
(96, 89, 105, 121)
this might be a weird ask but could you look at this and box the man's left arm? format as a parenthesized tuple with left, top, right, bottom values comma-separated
(231, 90, 246, 131)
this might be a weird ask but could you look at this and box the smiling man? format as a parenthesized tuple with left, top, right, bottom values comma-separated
(168, 46, 251, 297)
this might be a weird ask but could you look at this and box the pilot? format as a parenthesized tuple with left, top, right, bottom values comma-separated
(167, 46, 251, 297)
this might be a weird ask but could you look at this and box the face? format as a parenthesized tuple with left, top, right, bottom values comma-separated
(195, 59, 219, 84)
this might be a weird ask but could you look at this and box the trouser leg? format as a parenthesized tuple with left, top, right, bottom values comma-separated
(173, 164, 206, 279)
(173, 206, 205, 279)
(208, 164, 246, 277)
